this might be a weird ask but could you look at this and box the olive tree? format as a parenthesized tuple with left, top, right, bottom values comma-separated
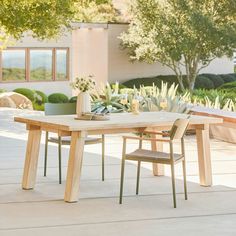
(0, 0, 119, 49)
(120, 0, 236, 91)
(0, 0, 77, 41)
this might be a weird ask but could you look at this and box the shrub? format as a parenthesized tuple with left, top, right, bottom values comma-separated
(219, 81, 236, 90)
(110, 83, 127, 90)
(194, 76, 214, 89)
(122, 75, 186, 89)
(69, 96, 77, 103)
(219, 74, 236, 83)
(34, 90, 48, 105)
(13, 88, 36, 101)
(33, 103, 45, 111)
(201, 74, 224, 88)
(48, 93, 69, 103)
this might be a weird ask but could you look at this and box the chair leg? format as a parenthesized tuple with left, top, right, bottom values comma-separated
(58, 136, 62, 184)
(182, 159, 188, 200)
(171, 163, 177, 208)
(102, 135, 105, 181)
(136, 161, 141, 195)
(119, 158, 126, 204)
(44, 131, 49, 177)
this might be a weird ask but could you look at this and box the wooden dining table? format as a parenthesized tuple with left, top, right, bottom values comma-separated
(15, 112, 222, 203)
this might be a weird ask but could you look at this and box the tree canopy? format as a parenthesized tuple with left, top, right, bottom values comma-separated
(73, 0, 119, 23)
(0, 0, 119, 49)
(120, 0, 236, 91)
(0, 0, 77, 40)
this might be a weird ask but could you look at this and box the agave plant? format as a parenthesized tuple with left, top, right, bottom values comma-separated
(92, 83, 126, 114)
(141, 82, 190, 114)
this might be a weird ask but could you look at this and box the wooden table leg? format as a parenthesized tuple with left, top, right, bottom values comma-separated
(64, 131, 86, 202)
(151, 131, 165, 176)
(22, 126, 42, 190)
(196, 125, 212, 186)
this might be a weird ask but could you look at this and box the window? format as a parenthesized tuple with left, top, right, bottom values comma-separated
(2, 50, 26, 81)
(56, 49, 68, 81)
(30, 50, 53, 81)
(0, 48, 69, 82)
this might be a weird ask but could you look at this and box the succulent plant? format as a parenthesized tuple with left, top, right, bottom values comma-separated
(92, 83, 127, 114)
(140, 82, 190, 114)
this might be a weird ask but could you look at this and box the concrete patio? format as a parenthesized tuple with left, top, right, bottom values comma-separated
(1, 108, 236, 235)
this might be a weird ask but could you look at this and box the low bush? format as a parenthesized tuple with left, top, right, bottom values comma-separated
(122, 75, 186, 89)
(69, 96, 77, 103)
(13, 88, 36, 101)
(48, 93, 69, 103)
(201, 74, 224, 88)
(194, 76, 214, 89)
(219, 74, 236, 83)
(219, 81, 236, 90)
(122, 73, 235, 90)
(33, 103, 45, 111)
(34, 90, 48, 105)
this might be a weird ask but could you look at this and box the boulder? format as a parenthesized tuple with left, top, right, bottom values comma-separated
(0, 92, 33, 110)
(0, 95, 16, 108)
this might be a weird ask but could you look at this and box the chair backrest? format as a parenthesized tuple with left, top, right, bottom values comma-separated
(44, 103, 76, 116)
(169, 118, 190, 140)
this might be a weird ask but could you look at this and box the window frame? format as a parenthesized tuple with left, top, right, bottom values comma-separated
(0, 47, 70, 83)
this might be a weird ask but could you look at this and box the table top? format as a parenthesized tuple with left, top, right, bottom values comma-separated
(14, 112, 223, 132)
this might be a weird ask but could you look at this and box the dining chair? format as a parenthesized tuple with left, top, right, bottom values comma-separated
(119, 118, 190, 208)
(44, 103, 105, 184)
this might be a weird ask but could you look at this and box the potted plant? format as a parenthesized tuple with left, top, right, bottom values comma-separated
(71, 75, 96, 117)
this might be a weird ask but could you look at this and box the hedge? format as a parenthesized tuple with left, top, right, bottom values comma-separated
(122, 73, 235, 90)
(48, 93, 69, 103)
(122, 75, 186, 89)
(13, 88, 36, 101)
(35, 90, 48, 105)
(201, 74, 224, 88)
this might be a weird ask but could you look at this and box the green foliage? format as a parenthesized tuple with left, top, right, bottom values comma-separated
(48, 93, 69, 104)
(219, 81, 236, 90)
(33, 103, 45, 111)
(73, 0, 119, 23)
(0, 0, 76, 41)
(123, 75, 183, 89)
(190, 89, 236, 111)
(69, 96, 77, 103)
(13, 88, 36, 102)
(141, 83, 190, 114)
(92, 83, 126, 113)
(194, 76, 215, 90)
(120, 0, 236, 91)
(219, 74, 236, 83)
(201, 74, 224, 88)
(34, 90, 48, 105)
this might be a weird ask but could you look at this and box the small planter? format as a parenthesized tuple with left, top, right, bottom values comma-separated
(76, 91, 91, 117)
(44, 103, 76, 115)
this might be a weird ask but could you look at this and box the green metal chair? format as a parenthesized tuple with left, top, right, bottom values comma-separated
(44, 103, 105, 184)
(119, 118, 190, 208)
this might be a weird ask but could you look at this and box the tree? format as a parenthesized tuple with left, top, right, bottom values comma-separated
(0, 0, 77, 41)
(73, 0, 120, 23)
(0, 0, 120, 49)
(120, 0, 236, 91)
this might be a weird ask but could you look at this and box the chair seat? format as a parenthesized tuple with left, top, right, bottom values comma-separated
(126, 149, 183, 164)
(49, 136, 103, 145)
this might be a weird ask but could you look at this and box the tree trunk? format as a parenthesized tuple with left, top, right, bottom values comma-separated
(177, 75, 185, 91)
(186, 62, 198, 92)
